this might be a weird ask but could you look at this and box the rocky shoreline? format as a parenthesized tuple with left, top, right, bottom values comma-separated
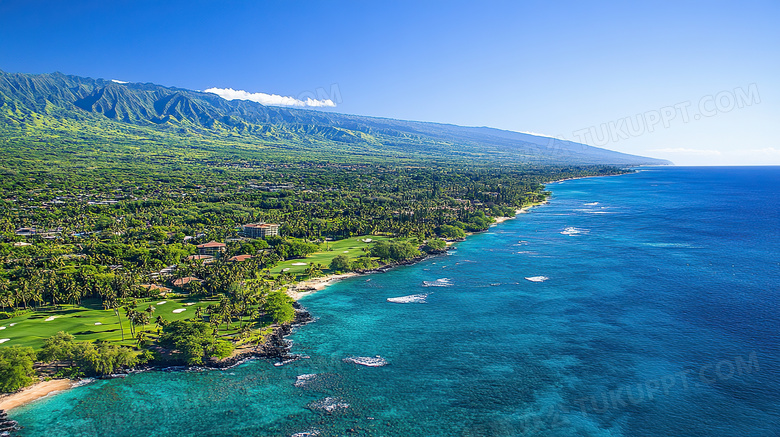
(203, 302, 314, 368)
(157, 251, 453, 371)
(143, 301, 315, 372)
(0, 410, 19, 435)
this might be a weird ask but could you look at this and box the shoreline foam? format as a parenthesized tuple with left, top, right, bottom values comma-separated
(0, 175, 605, 412)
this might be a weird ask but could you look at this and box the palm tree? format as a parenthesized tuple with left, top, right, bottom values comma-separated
(16, 278, 30, 309)
(114, 308, 125, 341)
(123, 307, 137, 336)
(218, 298, 233, 331)
(137, 311, 150, 333)
(0, 279, 11, 311)
(135, 331, 147, 347)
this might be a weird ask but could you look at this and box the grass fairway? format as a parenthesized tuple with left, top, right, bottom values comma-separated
(0, 297, 215, 349)
(0, 235, 398, 351)
(271, 235, 393, 278)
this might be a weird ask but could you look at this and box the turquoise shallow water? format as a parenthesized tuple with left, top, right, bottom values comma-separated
(10, 167, 780, 436)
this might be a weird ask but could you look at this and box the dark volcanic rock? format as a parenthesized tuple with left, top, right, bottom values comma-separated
(0, 410, 19, 434)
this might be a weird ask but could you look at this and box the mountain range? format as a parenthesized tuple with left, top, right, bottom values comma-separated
(0, 69, 670, 166)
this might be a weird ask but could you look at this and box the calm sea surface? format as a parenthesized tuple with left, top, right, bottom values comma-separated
(11, 166, 780, 436)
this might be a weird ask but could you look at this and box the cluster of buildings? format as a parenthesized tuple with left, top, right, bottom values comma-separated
(182, 222, 280, 264)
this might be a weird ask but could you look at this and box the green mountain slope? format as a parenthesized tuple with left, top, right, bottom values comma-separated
(0, 69, 670, 166)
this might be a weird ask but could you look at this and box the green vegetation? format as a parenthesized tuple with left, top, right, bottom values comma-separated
(0, 68, 634, 391)
(0, 345, 36, 392)
(438, 224, 466, 240)
(0, 70, 669, 167)
(263, 291, 295, 325)
(422, 238, 447, 253)
(369, 240, 421, 263)
(329, 254, 352, 273)
(38, 331, 138, 376)
(158, 321, 234, 365)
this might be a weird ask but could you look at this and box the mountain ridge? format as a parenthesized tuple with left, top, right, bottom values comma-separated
(0, 69, 671, 166)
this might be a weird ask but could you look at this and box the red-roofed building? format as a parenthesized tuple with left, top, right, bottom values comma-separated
(242, 223, 279, 239)
(196, 241, 226, 257)
(138, 284, 172, 295)
(228, 254, 253, 262)
(186, 254, 214, 262)
(172, 276, 203, 287)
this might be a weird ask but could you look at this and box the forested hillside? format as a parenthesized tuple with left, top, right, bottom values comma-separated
(0, 69, 670, 167)
(0, 68, 651, 381)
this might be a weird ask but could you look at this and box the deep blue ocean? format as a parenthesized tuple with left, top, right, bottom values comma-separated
(11, 166, 780, 436)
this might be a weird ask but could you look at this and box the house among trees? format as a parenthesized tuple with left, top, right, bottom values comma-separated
(172, 276, 203, 288)
(196, 241, 227, 257)
(228, 254, 253, 262)
(138, 284, 172, 295)
(241, 223, 280, 239)
(186, 254, 214, 263)
(14, 227, 37, 236)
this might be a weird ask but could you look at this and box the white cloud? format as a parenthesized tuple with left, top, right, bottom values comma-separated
(648, 148, 722, 156)
(746, 147, 780, 155)
(111, 79, 128, 84)
(519, 131, 552, 137)
(205, 87, 336, 107)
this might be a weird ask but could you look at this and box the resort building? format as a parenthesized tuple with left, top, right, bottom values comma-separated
(196, 241, 227, 257)
(242, 223, 280, 239)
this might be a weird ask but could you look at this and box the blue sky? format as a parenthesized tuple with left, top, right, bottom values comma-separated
(1, 0, 778, 165)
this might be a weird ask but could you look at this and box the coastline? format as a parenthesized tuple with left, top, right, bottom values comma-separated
(286, 273, 360, 300)
(0, 379, 76, 412)
(286, 200, 552, 299)
(492, 201, 549, 226)
(0, 190, 558, 412)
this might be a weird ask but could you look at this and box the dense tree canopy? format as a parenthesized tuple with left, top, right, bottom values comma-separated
(0, 345, 37, 392)
(158, 320, 234, 365)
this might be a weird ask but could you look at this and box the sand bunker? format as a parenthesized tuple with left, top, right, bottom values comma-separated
(291, 262, 307, 266)
(0, 339, 9, 344)
(172, 309, 186, 313)
(44, 316, 57, 322)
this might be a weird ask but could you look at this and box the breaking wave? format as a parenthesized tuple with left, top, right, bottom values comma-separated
(423, 278, 453, 287)
(561, 227, 589, 236)
(290, 431, 320, 437)
(387, 293, 429, 303)
(294, 374, 318, 388)
(343, 356, 388, 367)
